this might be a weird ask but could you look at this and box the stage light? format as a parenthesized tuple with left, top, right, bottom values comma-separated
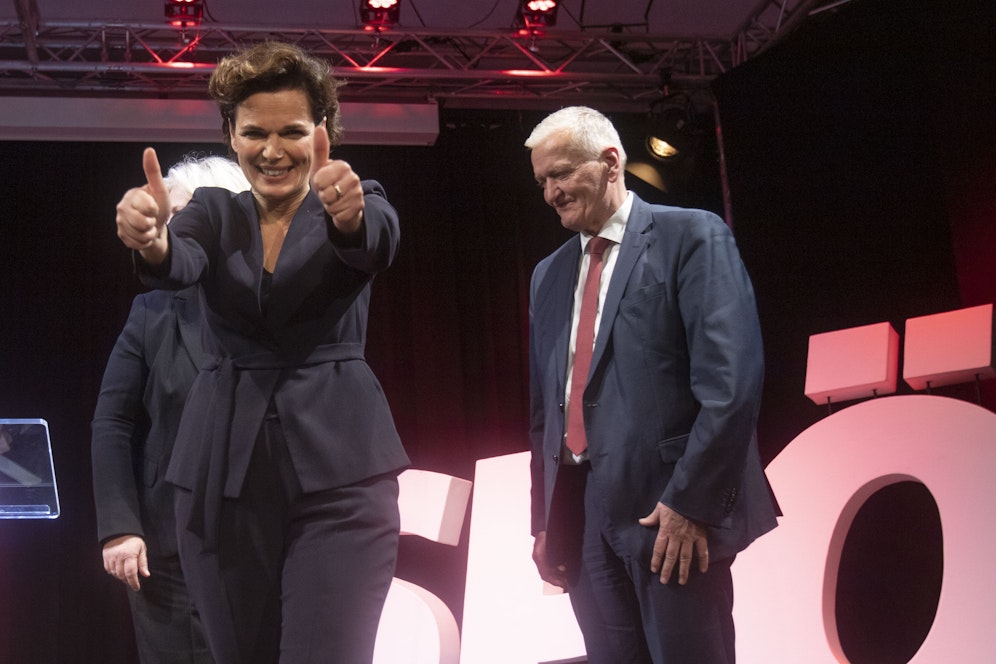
(519, 0, 558, 30)
(165, 0, 203, 29)
(647, 132, 680, 160)
(360, 0, 401, 27)
(645, 95, 696, 161)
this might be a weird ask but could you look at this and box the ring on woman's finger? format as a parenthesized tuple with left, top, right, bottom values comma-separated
(333, 183, 343, 200)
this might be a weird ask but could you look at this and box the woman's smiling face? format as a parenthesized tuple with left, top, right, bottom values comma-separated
(229, 88, 321, 210)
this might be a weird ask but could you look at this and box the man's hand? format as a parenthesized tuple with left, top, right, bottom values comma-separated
(115, 147, 171, 265)
(532, 530, 569, 589)
(638, 502, 709, 585)
(310, 125, 364, 234)
(102, 535, 150, 592)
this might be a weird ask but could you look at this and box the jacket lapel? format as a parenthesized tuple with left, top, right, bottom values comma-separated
(549, 238, 583, 399)
(262, 194, 328, 329)
(589, 197, 652, 375)
(175, 287, 205, 368)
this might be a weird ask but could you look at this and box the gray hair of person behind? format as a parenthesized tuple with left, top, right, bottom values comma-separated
(524, 106, 627, 168)
(164, 154, 251, 199)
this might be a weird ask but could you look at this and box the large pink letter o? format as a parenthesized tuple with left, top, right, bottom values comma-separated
(733, 395, 996, 661)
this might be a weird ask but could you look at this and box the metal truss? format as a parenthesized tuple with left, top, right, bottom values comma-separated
(1, 0, 848, 112)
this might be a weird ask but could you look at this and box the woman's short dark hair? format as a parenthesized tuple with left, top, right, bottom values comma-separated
(209, 41, 344, 150)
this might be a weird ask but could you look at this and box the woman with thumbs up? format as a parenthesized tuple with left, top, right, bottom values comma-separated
(114, 41, 409, 664)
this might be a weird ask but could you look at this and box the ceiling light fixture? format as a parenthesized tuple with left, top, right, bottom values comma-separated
(360, 0, 401, 28)
(645, 94, 696, 162)
(164, 0, 204, 29)
(518, 0, 559, 30)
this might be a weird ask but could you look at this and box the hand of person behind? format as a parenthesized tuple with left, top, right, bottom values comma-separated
(102, 534, 151, 592)
(115, 147, 171, 265)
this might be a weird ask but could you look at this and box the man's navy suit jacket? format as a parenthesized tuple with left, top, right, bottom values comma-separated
(529, 195, 779, 562)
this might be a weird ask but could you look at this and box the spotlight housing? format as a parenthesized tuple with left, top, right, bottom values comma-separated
(519, 0, 558, 30)
(164, 0, 203, 29)
(360, 0, 401, 28)
(645, 96, 696, 162)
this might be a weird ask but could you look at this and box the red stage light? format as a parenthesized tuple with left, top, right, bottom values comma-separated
(360, 0, 401, 27)
(520, 0, 558, 29)
(165, 0, 204, 29)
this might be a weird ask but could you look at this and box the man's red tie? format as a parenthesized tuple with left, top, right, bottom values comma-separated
(566, 236, 612, 456)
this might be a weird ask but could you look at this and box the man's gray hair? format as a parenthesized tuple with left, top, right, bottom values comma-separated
(165, 154, 250, 199)
(525, 106, 627, 168)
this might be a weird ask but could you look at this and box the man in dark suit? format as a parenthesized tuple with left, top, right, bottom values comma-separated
(526, 106, 779, 664)
(92, 156, 247, 663)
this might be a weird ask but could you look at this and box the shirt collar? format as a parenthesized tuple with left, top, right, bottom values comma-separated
(580, 191, 633, 250)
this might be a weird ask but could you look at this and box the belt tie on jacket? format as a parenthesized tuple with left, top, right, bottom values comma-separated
(186, 342, 365, 550)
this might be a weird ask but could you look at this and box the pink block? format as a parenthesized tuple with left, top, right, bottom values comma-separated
(903, 304, 996, 390)
(397, 469, 472, 547)
(804, 322, 899, 405)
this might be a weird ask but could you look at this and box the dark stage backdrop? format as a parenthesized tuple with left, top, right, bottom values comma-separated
(713, 0, 996, 662)
(1, 1, 993, 661)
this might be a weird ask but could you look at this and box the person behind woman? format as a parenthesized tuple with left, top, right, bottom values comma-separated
(113, 41, 410, 664)
(93, 155, 249, 664)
